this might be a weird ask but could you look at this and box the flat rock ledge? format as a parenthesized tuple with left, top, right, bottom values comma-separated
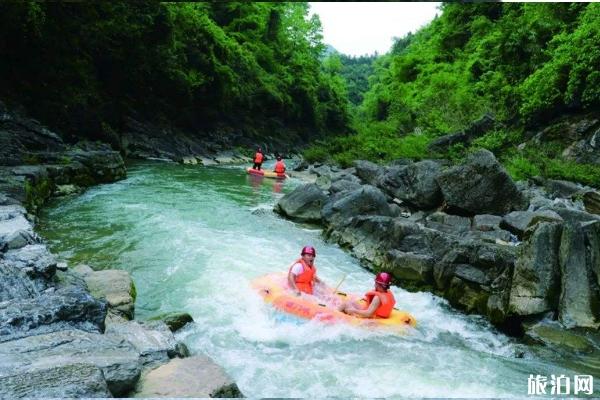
(134, 355, 243, 398)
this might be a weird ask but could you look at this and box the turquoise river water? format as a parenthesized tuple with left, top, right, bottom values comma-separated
(37, 160, 598, 398)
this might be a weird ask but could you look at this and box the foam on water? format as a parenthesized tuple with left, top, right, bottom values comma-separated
(37, 160, 590, 398)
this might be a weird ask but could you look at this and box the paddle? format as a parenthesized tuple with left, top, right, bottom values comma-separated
(333, 273, 347, 295)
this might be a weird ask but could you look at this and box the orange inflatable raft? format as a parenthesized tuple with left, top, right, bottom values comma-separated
(246, 167, 287, 179)
(251, 273, 416, 333)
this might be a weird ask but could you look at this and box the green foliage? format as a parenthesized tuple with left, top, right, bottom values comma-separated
(519, 4, 600, 119)
(337, 53, 377, 105)
(303, 145, 329, 164)
(503, 143, 600, 186)
(505, 154, 541, 181)
(470, 129, 521, 153)
(303, 121, 431, 167)
(0, 2, 350, 143)
(544, 159, 600, 186)
(353, 3, 597, 135)
(315, 3, 599, 188)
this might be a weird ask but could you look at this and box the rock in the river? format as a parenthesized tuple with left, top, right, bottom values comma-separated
(134, 355, 243, 398)
(274, 183, 327, 223)
(148, 312, 194, 332)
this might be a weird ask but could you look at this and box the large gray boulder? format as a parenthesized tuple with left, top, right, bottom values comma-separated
(473, 214, 502, 231)
(0, 329, 141, 396)
(74, 264, 136, 320)
(545, 207, 600, 225)
(105, 320, 181, 367)
(384, 250, 434, 283)
(436, 149, 528, 215)
(0, 103, 66, 167)
(329, 178, 362, 194)
(66, 149, 126, 183)
(544, 179, 583, 199)
(558, 222, 600, 328)
(377, 160, 443, 209)
(327, 216, 396, 265)
(274, 183, 327, 223)
(3, 244, 57, 279)
(0, 363, 111, 398)
(0, 204, 38, 252)
(0, 261, 47, 301)
(501, 210, 563, 238)
(134, 355, 243, 398)
(322, 185, 392, 228)
(425, 212, 471, 235)
(353, 160, 382, 186)
(0, 286, 107, 342)
(509, 222, 562, 315)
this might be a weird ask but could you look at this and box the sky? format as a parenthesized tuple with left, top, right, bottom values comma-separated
(308, 2, 441, 57)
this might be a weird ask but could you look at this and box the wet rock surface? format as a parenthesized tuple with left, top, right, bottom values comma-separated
(277, 153, 600, 350)
(134, 355, 244, 398)
(0, 103, 240, 398)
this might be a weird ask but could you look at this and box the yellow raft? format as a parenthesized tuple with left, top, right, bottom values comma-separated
(251, 273, 416, 333)
(246, 167, 287, 179)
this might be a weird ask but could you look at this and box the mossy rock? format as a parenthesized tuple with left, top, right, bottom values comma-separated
(525, 323, 594, 353)
(24, 176, 54, 213)
(446, 277, 490, 315)
(149, 311, 193, 332)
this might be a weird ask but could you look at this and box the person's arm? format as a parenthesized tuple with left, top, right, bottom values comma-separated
(288, 268, 301, 296)
(348, 296, 380, 318)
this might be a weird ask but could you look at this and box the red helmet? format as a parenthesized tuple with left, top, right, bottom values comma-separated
(375, 272, 392, 287)
(301, 246, 316, 256)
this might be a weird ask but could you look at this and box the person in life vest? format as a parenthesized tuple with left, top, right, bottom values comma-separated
(338, 272, 396, 318)
(287, 245, 322, 296)
(253, 147, 264, 170)
(273, 155, 286, 175)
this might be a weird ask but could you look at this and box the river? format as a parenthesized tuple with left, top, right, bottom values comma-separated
(37, 160, 595, 398)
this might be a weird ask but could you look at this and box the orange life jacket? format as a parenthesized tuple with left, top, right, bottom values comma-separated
(274, 160, 286, 173)
(254, 152, 264, 163)
(364, 290, 395, 318)
(289, 258, 316, 294)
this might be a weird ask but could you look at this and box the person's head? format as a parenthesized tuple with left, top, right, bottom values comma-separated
(257, 147, 262, 153)
(375, 272, 392, 291)
(276, 155, 282, 161)
(300, 245, 316, 263)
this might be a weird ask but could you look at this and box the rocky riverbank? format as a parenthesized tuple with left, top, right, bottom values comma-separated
(0, 105, 243, 397)
(276, 151, 600, 361)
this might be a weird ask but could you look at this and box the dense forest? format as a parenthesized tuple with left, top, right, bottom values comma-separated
(2, 2, 600, 185)
(307, 3, 600, 186)
(0, 2, 349, 147)
(337, 54, 377, 106)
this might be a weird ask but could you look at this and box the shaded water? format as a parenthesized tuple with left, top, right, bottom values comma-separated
(37, 161, 596, 398)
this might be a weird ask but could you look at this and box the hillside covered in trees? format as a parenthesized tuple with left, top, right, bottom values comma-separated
(2, 2, 600, 186)
(0, 2, 349, 148)
(307, 3, 600, 186)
